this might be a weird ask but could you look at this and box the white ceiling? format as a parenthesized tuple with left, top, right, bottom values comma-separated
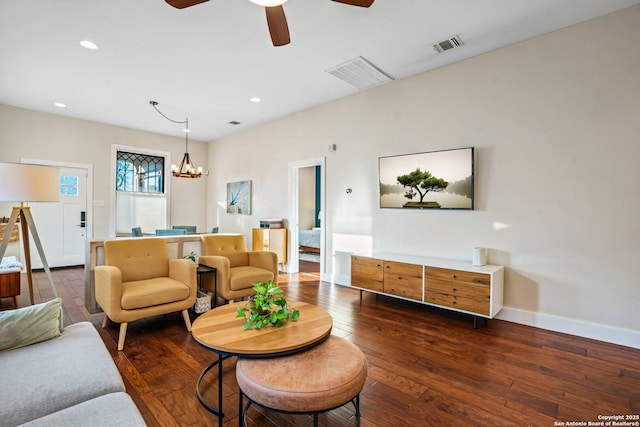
(1, 0, 638, 142)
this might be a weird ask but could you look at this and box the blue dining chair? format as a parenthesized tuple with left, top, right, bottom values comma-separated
(131, 227, 143, 237)
(156, 228, 187, 236)
(172, 225, 197, 234)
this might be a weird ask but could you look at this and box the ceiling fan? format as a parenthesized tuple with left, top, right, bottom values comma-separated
(165, 0, 375, 47)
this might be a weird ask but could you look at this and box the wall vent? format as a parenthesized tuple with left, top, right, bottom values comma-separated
(228, 120, 241, 125)
(326, 56, 394, 91)
(433, 35, 464, 54)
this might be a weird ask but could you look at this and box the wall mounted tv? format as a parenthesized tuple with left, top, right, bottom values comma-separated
(379, 147, 474, 210)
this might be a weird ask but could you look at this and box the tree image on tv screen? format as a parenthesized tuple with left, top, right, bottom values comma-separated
(397, 168, 448, 208)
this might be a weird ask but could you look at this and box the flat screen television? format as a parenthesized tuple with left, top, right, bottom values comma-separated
(379, 147, 474, 210)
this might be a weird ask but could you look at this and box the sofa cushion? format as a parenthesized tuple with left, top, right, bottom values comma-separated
(0, 322, 125, 426)
(121, 278, 191, 310)
(229, 266, 274, 291)
(16, 392, 146, 427)
(0, 298, 63, 351)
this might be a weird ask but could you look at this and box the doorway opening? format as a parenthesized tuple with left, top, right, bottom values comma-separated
(288, 158, 325, 278)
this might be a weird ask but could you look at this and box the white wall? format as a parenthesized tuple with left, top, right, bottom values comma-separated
(207, 6, 640, 347)
(0, 106, 208, 239)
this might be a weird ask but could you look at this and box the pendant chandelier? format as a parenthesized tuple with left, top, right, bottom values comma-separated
(150, 101, 202, 178)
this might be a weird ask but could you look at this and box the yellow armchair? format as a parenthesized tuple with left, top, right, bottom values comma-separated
(95, 238, 197, 351)
(198, 234, 278, 302)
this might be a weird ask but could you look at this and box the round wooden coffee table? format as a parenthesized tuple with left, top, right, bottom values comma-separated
(191, 300, 333, 427)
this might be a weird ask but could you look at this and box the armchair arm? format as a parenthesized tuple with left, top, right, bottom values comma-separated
(95, 265, 124, 320)
(248, 251, 278, 283)
(169, 258, 197, 299)
(198, 255, 230, 294)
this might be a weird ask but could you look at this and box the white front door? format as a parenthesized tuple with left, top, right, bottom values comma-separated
(29, 166, 88, 268)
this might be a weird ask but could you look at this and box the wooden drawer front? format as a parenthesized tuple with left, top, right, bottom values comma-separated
(351, 256, 383, 292)
(424, 291, 490, 316)
(426, 278, 490, 301)
(426, 267, 490, 287)
(0, 272, 21, 298)
(383, 261, 422, 301)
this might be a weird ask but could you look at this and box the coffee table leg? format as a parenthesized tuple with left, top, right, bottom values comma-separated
(196, 353, 228, 426)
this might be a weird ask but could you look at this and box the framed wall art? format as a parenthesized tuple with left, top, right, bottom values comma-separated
(226, 180, 252, 214)
(379, 147, 474, 210)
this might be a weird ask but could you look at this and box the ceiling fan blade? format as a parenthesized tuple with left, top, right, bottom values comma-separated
(331, 0, 375, 7)
(165, 0, 209, 9)
(265, 6, 290, 47)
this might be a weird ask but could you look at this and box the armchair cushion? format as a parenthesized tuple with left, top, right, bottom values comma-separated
(121, 277, 192, 310)
(229, 266, 274, 291)
(103, 238, 169, 281)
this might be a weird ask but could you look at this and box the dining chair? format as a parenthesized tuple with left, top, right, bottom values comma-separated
(131, 227, 142, 237)
(155, 228, 187, 236)
(172, 225, 197, 234)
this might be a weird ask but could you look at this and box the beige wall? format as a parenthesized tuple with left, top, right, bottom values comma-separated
(207, 6, 640, 346)
(0, 106, 208, 240)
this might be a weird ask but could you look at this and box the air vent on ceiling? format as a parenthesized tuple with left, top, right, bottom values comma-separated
(325, 56, 394, 91)
(433, 35, 464, 54)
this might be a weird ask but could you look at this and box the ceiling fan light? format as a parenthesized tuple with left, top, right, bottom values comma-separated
(249, 0, 287, 6)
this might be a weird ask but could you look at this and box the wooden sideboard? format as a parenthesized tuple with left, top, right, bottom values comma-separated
(351, 252, 504, 323)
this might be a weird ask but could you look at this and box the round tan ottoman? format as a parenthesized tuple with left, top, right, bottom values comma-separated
(235, 335, 367, 426)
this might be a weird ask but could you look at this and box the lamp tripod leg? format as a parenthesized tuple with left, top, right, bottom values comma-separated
(19, 211, 35, 305)
(21, 208, 58, 300)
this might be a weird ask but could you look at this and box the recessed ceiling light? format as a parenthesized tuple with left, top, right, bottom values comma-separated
(54, 102, 66, 108)
(249, 0, 287, 6)
(250, 97, 261, 103)
(79, 40, 99, 50)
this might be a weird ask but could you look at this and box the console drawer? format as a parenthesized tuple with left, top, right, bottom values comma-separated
(426, 267, 491, 287)
(425, 277, 490, 300)
(351, 256, 383, 292)
(424, 290, 490, 316)
(384, 261, 422, 301)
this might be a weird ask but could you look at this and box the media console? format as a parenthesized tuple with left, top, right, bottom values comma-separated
(350, 252, 504, 326)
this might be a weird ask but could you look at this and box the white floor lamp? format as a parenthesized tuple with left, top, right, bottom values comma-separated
(0, 162, 60, 305)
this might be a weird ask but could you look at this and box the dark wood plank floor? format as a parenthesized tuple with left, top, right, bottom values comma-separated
(3, 266, 639, 427)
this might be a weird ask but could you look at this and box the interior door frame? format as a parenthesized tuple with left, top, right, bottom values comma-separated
(20, 158, 93, 242)
(20, 157, 93, 264)
(288, 157, 325, 277)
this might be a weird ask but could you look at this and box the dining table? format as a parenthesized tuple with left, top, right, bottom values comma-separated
(191, 299, 333, 427)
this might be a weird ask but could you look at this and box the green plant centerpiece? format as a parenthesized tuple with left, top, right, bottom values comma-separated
(236, 280, 300, 330)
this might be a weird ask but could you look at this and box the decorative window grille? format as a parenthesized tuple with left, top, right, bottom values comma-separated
(116, 151, 164, 194)
(115, 150, 167, 235)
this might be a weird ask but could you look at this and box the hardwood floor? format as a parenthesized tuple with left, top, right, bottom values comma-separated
(3, 266, 639, 427)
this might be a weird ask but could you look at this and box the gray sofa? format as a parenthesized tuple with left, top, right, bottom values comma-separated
(0, 320, 145, 426)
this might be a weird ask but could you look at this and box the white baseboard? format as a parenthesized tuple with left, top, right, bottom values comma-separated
(496, 307, 640, 350)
